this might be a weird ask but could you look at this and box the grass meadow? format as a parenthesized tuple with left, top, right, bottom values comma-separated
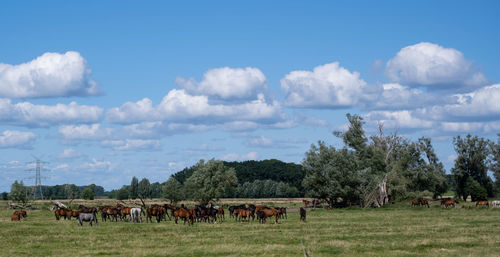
(1, 199, 500, 256)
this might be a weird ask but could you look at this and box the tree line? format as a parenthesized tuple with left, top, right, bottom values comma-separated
(4, 114, 500, 206)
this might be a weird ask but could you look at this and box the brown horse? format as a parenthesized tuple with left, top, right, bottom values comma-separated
(419, 199, 430, 208)
(174, 208, 194, 225)
(442, 200, 456, 208)
(146, 205, 162, 223)
(300, 207, 306, 222)
(105, 207, 120, 222)
(303, 200, 310, 208)
(476, 200, 489, 207)
(259, 208, 279, 224)
(55, 208, 70, 220)
(120, 207, 132, 221)
(11, 212, 21, 221)
(14, 210, 27, 218)
(239, 209, 251, 223)
(217, 207, 225, 221)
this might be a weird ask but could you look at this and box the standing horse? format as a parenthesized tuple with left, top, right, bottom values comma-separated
(259, 208, 279, 224)
(55, 208, 69, 220)
(442, 199, 456, 208)
(130, 208, 142, 223)
(419, 199, 430, 208)
(174, 208, 194, 225)
(238, 209, 251, 223)
(300, 207, 306, 222)
(476, 200, 489, 207)
(78, 213, 98, 226)
(492, 200, 500, 207)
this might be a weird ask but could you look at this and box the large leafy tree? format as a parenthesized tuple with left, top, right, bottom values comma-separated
(492, 133, 500, 196)
(138, 178, 151, 200)
(452, 134, 493, 201)
(302, 141, 363, 206)
(10, 180, 31, 206)
(303, 113, 449, 206)
(185, 159, 238, 205)
(162, 177, 184, 204)
(130, 176, 139, 199)
(81, 188, 95, 200)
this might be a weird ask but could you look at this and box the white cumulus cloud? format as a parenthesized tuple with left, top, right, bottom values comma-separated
(58, 124, 112, 141)
(176, 67, 267, 100)
(0, 51, 100, 98)
(0, 130, 36, 148)
(107, 89, 285, 125)
(385, 42, 487, 90)
(281, 62, 370, 108)
(0, 99, 103, 127)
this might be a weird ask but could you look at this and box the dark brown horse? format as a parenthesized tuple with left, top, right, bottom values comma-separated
(303, 200, 310, 208)
(300, 207, 306, 222)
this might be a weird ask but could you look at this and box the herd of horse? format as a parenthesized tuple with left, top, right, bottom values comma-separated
(50, 203, 291, 226)
(411, 198, 500, 208)
(10, 198, 500, 224)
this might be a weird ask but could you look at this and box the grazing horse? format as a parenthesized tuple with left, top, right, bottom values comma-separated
(174, 208, 194, 225)
(442, 199, 456, 208)
(275, 207, 287, 219)
(229, 205, 246, 219)
(411, 200, 420, 207)
(259, 208, 279, 224)
(256, 210, 266, 223)
(419, 199, 430, 208)
(300, 207, 306, 222)
(492, 200, 500, 207)
(79, 205, 98, 216)
(105, 207, 120, 222)
(55, 208, 70, 220)
(476, 200, 489, 207)
(130, 208, 142, 223)
(78, 213, 98, 226)
(303, 200, 310, 208)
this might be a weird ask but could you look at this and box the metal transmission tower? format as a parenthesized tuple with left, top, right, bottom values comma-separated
(26, 155, 49, 200)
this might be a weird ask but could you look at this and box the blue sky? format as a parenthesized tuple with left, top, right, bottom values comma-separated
(1, 1, 499, 192)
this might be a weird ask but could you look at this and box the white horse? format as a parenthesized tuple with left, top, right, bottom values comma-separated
(492, 200, 500, 207)
(130, 208, 142, 223)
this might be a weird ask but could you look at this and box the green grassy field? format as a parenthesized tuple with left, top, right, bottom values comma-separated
(1, 200, 500, 256)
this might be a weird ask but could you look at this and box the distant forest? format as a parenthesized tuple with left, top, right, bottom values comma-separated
(1, 159, 306, 201)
